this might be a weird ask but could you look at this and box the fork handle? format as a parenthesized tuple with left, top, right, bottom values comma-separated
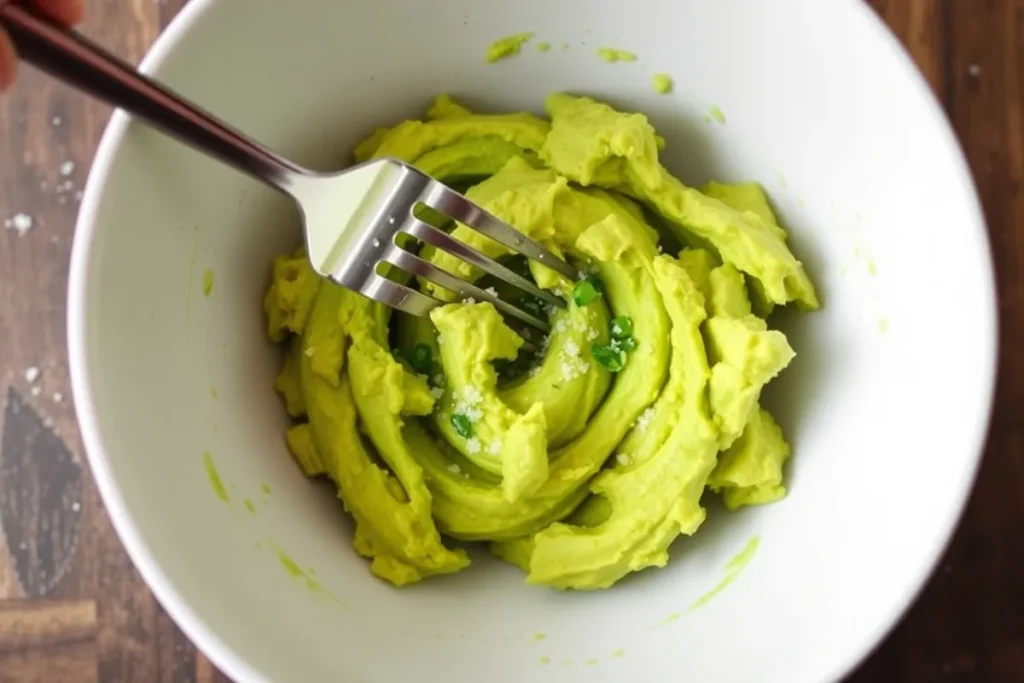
(0, 3, 309, 193)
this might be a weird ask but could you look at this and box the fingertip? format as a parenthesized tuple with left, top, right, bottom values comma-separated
(63, 0, 85, 25)
(31, 0, 85, 26)
(0, 31, 17, 92)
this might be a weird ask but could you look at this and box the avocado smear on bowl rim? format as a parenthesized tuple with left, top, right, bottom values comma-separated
(263, 93, 818, 590)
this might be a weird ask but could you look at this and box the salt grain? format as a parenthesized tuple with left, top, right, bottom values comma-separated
(461, 386, 483, 405)
(25, 366, 40, 383)
(30, 386, 42, 397)
(616, 453, 632, 466)
(52, 392, 63, 403)
(466, 437, 481, 454)
(52, 116, 62, 126)
(7, 213, 33, 236)
(60, 161, 75, 176)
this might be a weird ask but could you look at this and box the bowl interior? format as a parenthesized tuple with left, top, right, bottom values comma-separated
(70, 0, 995, 681)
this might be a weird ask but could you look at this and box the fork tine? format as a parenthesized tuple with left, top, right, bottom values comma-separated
(423, 182, 579, 281)
(384, 248, 550, 332)
(404, 219, 564, 310)
(357, 271, 540, 353)
(357, 274, 441, 319)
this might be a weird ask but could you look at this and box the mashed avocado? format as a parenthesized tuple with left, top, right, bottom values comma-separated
(264, 93, 818, 589)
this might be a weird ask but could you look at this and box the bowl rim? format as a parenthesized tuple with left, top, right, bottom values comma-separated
(66, 1, 999, 681)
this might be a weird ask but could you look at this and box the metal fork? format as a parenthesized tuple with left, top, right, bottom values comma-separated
(0, 4, 576, 332)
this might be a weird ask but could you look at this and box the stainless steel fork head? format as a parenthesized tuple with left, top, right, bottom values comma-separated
(300, 158, 578, 332)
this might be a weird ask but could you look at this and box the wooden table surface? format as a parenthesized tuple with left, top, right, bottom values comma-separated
(0, 1, 1021, 681)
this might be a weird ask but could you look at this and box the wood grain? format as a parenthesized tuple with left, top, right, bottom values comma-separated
(0, 0, 1021, 681)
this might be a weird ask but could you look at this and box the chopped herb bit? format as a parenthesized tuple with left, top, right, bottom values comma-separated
(521, 295, 545, 318)
(451, 413, 474, 438)
(614, 336, 638, 352)
(591, 342, 626, 372)
(573, 276, 603, 306)
(411, 343, 433, 375)
(610, 315, 634, 339)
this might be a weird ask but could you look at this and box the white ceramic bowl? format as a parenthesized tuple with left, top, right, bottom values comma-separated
(68, 0, 997, 681)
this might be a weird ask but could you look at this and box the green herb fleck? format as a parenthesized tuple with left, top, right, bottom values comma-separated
(610, 315, 633, 339)
(572, 276, 603, 306)
(521, 294, 546, 318)
(451, 413, 473, 438)
(614, 336, 638, 352)
(410, 343, 432, 375)
(591, 342, 626, 372)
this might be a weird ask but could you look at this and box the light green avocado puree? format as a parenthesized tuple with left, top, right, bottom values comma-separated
(263, 93, 817, 590)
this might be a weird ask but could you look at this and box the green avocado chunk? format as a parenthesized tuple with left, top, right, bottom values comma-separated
(540, 93, 819, 311)
(284, 278, 469, 586)
(703, 259, 795, 509)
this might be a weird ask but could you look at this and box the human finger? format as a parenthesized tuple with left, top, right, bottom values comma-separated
(30, 0, 85, 25)
(0, 29, 16, 92)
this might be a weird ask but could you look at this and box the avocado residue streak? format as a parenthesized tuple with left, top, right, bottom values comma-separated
(203, 451, 229, 503)
(652, 73, 673, 95)
(596, 47, 637, 63)
(485, 33, 534, 63)
(690, 535, 761, 610)
(270, 541, 348, 607)
(202, 268, 215, 297)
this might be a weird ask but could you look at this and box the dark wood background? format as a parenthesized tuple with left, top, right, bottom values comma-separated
(0, 0, 1020, 680)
